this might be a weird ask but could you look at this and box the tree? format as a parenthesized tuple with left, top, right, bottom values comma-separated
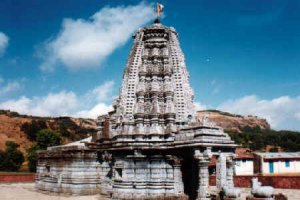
(36, 129, 62, 149)
(27, 144, 39, 172)
(27, 129, 62, 172)
(0, 141, 24, 171)
(21, 120, 47, 141)
(269, 147, 279, 152)
(59, 123, 70, 137)
(0, 150, 6, 170)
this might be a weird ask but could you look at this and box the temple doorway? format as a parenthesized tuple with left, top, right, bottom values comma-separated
(181, 151, 199, 200)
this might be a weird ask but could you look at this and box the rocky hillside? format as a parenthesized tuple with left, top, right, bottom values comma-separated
(0, 110, 97, 154)
(197, 110, 270, 132)
(0, 109, 271, 154)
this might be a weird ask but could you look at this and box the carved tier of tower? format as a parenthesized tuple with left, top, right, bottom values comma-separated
(100, 22, 196, 138)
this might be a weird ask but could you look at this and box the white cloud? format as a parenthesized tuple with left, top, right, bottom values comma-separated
(86, 80, 114, 102)
(40, 2, 154, 71)
(0, 91, 78, 117)
(0, 81, 21, 95)
(0, 81, 115, 118)
(0, 97, 31, 115)
(218, 95, 300, 130)
(75, 103, 113, 119)
(295, 112, 300, 121)
(0, 32, 9, 56)
(194, 102, 207, 111)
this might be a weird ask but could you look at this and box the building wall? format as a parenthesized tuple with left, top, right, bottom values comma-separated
(234, 159, 254, 175)
(36, 150, 105, 195)
(0, 173, 35, 183)
(209, 175, 300, 189)
(262, 159, 300, 174)
(112, 155, 185, 199)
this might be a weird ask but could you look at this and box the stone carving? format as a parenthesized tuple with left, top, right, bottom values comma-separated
(222, 186, 241, 199)
(250, 178, 275, 199)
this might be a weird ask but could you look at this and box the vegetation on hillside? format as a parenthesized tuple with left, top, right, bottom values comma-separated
(0, 111, 96, 172)
(228, 126, 300, 152)
(21, 120, 47, 141)
(21, 118, 95, 142)
(0, 141, 24, 171)
(27, 129, 62, 172)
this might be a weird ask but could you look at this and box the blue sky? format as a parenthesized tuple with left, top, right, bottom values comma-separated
(0, 0, 300, 130)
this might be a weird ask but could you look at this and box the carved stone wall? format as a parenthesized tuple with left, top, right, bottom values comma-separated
(111, 154, 185, 200)
(36, 150, 103, 195)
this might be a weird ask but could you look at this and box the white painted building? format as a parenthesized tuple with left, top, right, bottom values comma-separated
(234, 148, 254, 175)
(254, 152, 300, 175)
(235, 159, 254, 175)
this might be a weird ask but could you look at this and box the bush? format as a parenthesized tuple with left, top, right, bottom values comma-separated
(27, 129, 62, 172)
(59, 123, 70, 137)
(27, 144, 38, 172)
(0, 150, 6, 170)
(0, 141, 24, 171)
(36, 129, 62, 149)
(21, 120, 47, 141)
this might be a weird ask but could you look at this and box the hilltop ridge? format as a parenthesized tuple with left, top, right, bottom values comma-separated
(0, 110, 97, 154)
(197, 110, 270, 132)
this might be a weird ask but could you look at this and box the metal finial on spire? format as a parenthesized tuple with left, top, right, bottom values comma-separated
(156, 3, 164, 17)
(155, 3, 164, 23)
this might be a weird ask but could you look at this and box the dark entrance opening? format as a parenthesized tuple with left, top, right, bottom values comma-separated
(181, 150, 199, 200)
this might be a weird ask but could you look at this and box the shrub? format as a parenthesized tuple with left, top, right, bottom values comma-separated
(27, 129, 62, 172)
(36, 129, 62, 149)
(21, 120, 47, 141)
(27, 144, 38, 172)
(0, 141, 24, 171)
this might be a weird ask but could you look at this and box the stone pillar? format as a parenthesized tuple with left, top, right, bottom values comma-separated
(216, 153, 227, 190)
(226, 156, 234, 188)
(173, 158, 184, 195)
(194, 150, 210, 200)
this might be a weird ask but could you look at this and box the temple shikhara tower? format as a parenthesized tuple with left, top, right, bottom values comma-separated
(99, 18, 196, 138)
(36, 5, 240, 200)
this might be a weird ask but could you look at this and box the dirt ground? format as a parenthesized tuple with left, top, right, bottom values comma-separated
(210, 186, 300, 200)
(0, 183, 300, 200)
(0, 183, 108, 200)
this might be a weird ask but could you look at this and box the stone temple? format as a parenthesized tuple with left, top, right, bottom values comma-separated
(36, 15, 240, 200)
